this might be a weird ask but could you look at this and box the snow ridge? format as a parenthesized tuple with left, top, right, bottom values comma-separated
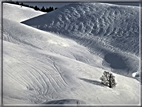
(22, 3, 139, 56)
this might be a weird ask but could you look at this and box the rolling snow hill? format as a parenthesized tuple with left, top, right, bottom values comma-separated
(22, 3, 139, 56)
(22, 3, 140, 78)
(2, 3, 140, 105)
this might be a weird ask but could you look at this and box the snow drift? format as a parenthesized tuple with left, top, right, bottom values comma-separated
(2, 3, 140, 105)
(22, 3, 140, 78)
(22, 3, 139, 56)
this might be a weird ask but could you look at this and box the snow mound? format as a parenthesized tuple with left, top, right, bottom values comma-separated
(22, 3, 140, 77)
(132, 72, 139, 77)
(22, 3, 139, 56)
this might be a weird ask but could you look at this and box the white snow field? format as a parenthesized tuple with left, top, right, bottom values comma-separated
(2, 3, 140, 105)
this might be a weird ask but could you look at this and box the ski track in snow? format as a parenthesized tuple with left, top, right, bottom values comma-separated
(2, 3, 140, 105)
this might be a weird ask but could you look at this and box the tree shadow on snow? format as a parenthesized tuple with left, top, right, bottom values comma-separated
(79, 78, 106, 87)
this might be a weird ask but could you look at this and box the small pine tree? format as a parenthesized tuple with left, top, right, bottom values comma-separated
(100, 71, 116, 88)
(25, 4, 29, 7)
(45, 7, 49, 12)
(34, 6, 40, 11)
(30, 6, 34, 9)
(55, 7, 58, 10)
(20, 2, 23, 6)
(20, 2, 23, 7)
(6, 0, 14, 4)
(41, 6, 46, 12)
(49, 6, 54, 12)
(15, 1, 19, 5)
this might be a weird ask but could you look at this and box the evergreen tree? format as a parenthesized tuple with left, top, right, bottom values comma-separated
(49, 6, 54, 12)
(45, 7, 55, 13)
(100, 71, 116, 88)
(15, 1, 19, 5)
(30, 6, 34, 9)
(55, 7, 58, 10)
(20, 2, 23, 7)
(34, 6, 40, 11)
(6, 0, 14, 4)
(20, 2, 23, 6)
(41, 6, 46, 12)
(45, 7, 49, 12)
(24, 4, 29, 7)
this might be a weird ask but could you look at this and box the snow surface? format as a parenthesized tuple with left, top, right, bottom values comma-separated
(2, 3, 141, 105)
(22, 3, 139, 56)
(3, 3, 45, 22)
(21, 3, 141, 78)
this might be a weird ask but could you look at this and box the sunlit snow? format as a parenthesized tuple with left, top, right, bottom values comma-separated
(2, 3, 140, 106)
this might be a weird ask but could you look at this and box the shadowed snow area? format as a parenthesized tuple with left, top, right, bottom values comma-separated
(22, 3, 139, 56)
(22, 3, 140, 77)
(2, 3, 140, 105)
(42, 99, 85, 105)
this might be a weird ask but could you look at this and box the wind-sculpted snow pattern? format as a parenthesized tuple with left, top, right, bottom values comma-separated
(22, 3, 139, 56)
(2, 3, 140, 105)
(22, 3, 140, 78)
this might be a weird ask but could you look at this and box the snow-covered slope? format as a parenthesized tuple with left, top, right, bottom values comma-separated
(3, 3, 45, 22)
(22, 3, 140, 78)
(22, 3, 139, 56)
(2, 3, 140, 105)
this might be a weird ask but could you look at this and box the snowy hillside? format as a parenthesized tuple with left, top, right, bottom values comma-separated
(3, 3, 45, 22)
(22, 3, 139, 56)
(2, 3, 140, 105)
(22, 3, 140, 78)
